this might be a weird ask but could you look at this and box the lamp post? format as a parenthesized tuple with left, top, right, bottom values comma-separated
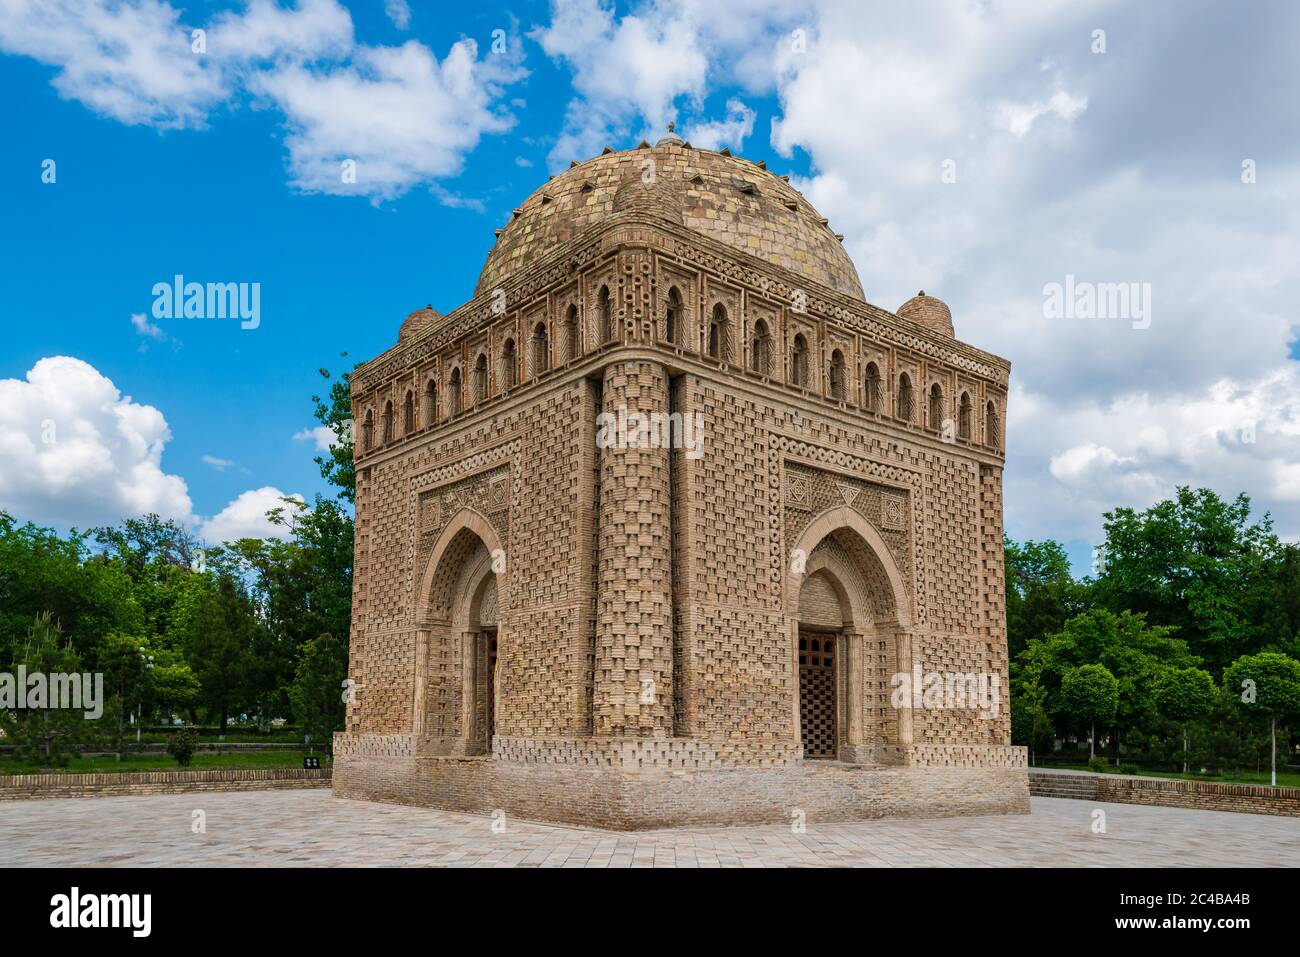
(137, 648, 154, 745)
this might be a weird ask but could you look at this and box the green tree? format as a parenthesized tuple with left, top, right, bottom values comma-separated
(1060, 663, 1119, 759)
(96, 632, 153, 760)
(310, 358, 357, 503)
(183, 574, 256, 734)
(1153, 667, 1216, 773)
(1009, 678, 1055, 766)
(1223, 652, 1300, 786)
(0, 613, 89, 766)
(1004, 536, 1086, 658)
(1094, 487, 1278, 673)
(289, 632, 349, 752)
(1018, 608, 1192, 763)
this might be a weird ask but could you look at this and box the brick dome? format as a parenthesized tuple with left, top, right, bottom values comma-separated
(476, 142, 865, 300)
(398, 305, 440, 343)
(897, 291, 954, 337)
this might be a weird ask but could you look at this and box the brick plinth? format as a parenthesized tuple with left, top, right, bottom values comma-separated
(332, 749, 1029, 830)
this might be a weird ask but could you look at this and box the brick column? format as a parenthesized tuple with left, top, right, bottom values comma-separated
(895, 626, 916, 748)
(593, 359, 675, 736)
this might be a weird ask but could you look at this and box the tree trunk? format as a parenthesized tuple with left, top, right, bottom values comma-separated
(1090, 723, 1096, 759)
(1271, 716, 1277, 787)
(117, 677, 126, 760)
(1183, 725, 1189, 775)
(220, 705, 229, 735)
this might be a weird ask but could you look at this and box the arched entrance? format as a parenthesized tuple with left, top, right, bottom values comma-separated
(416, 508, 504, 756)
(788, 506, 913, 762)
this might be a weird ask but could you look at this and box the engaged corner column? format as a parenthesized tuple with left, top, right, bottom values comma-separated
(593, 359, 675, 737)
(895, 626, 916, 749)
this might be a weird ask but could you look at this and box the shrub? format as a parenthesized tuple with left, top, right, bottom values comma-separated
(1087, 756, 1109, 774)
(166, 727, 198, 767)
(1117, 763, 1140, 776)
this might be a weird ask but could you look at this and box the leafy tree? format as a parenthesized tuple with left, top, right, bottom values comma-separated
(310, 357, 358, 503)
(1004, 536, 1086, 658)
(1153, 667, 1216, 773)
(183, 574, 256, 734)
(1093, 487, 1278, 673)
(1060, 663, 1119, 759)
(1018, 608, 1192, 762)
(96, 632, 153, 760)
(289, 632, 349, 752)
(0, 512, 141, 661)
(1009, 678, 1055, 766)
(1223, 652, 1300, 786)
(0, 613, 89, 766)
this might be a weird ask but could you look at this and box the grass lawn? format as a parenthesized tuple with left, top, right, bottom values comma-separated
(0, 750, 328, 775)
(1037, 762, 1300, 788)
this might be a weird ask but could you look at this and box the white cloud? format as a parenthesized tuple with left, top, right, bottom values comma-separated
(385, 0, 411, 31)
(247, 37, 523, 199)
(293, 425, 334, 452)
(530, 0, 793, 169)
(199, 486, 304, 542)
(0, 0, 225, 127)
(0, 356, 195, 528)
(682, 98, 755, 151)
(0, 0, 525, 200)
(530, 0, 1300, 546)
(206, 0, 353, 63)
(201, 454, 236, 471)
(996, 88, 1087, 138)
(130, 311, 166, 342)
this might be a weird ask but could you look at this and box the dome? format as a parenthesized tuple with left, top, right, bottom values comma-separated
(398, 305, 440, 343)
(612, 169, 684, 222)
(897, 291, 954, 337)
(476, 142, 865, 300)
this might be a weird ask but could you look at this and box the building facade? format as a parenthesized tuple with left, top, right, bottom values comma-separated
(332, 133, 1029, 829)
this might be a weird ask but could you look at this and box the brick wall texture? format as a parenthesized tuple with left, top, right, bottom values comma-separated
(337, 140, 1027, 828)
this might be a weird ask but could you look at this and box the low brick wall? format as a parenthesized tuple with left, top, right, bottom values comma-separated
(0, 767, 331, 801)
(1030, 770, 1300, 817)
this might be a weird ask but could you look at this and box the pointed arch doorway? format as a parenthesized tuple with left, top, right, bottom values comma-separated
(416, 507, 504, 756)
(788, 505, 915, 763)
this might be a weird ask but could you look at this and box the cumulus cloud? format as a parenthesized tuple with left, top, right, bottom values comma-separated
(0, 0, 225, 127)
(199, 486, 304, 542)
(0, 357, 313, 543)
(252, 38, 522, 199)
(531, 0, 1300, 547)
(293, 424, 334, 452)
(0, 0, 525, 200)
(130, 311, 166, 342)
(385, 0, 411, 31)
(0, 356, 195, 528)
(530, 0, 796, 169)
(682, 98, 755, 151)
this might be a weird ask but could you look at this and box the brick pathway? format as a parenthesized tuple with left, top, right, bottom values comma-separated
(2, 791, 1296, 867)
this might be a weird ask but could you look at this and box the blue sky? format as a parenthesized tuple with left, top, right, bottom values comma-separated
(2, 1, 1298, 574)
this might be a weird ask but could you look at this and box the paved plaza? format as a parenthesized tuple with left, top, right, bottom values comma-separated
(2, 790, 1296, 867)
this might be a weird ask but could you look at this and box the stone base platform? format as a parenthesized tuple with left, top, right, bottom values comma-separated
(332, 736, 1029, 830)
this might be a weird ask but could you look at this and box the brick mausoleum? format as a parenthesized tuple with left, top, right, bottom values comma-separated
(332, 129, 1029, 829)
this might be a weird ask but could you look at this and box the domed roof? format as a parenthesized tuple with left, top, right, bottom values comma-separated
(897, 291, 954, 337)
(476, 141, 865, 300)
(398, 305, 440, 343)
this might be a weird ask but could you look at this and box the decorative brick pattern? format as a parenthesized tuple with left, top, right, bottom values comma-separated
(338, 138, 1023, 827)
